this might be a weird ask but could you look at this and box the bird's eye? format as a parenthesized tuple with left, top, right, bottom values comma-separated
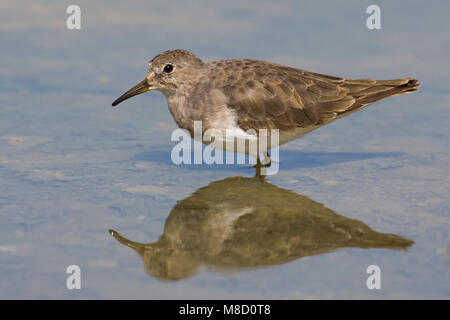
(163, 64, 174, 73)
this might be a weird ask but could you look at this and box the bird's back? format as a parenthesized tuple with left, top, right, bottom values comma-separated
(202, 59, 419, 132)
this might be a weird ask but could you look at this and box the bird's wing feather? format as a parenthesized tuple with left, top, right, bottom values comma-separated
(214, 60, 419, 132)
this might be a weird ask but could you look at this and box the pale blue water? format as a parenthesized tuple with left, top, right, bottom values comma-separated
(0, 0, 449, 299)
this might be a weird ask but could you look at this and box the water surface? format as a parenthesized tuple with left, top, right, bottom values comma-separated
(0, 0, 449, 299)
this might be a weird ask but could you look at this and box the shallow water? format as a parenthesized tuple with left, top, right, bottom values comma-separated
(0, 1, 449, 299)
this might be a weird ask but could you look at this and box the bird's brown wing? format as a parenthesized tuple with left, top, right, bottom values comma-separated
(216, 60, 419, 132)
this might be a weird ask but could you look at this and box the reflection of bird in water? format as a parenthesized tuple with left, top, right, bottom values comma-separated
(110, 176, 414, 281)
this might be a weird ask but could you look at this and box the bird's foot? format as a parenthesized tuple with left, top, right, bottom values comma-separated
(252, 155, 271, 177)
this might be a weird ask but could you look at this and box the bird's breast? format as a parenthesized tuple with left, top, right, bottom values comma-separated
(167, 94, 198, 132)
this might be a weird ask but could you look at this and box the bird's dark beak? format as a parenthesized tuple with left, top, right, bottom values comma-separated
(112, 79, 151, 107)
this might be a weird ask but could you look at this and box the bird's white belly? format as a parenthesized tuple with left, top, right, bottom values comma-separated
(196, 125, 318, 156)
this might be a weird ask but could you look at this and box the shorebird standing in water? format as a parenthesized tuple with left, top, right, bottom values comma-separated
(112, 49, 419, 169)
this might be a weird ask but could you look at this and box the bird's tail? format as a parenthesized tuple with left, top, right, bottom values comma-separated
(343, 78, 420, 113)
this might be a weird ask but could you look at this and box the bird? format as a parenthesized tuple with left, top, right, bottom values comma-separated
(109, 175, 413, 281)
(112, 49, 419, 168)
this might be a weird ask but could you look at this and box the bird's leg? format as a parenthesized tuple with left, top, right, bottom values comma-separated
(252, 151, 272, 176)
(252, 152, 271, 168)
(261, 151, 272, 167)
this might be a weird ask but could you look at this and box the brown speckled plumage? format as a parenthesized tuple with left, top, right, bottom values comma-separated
(207, 59, 419, 131)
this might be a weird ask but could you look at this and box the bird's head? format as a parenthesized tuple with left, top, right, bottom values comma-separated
(112, 49, 205, 107)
